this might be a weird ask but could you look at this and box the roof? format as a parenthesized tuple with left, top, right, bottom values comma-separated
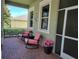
(11, 15, 27, 21)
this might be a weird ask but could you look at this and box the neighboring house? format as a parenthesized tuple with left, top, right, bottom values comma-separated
(11, 15, 27, 28)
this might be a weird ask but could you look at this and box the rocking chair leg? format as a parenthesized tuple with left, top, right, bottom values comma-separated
(25, 44, 39, 49)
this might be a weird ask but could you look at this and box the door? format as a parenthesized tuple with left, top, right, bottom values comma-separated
(60, 6, 78, 59)
(55, 6, 78, 59)
(55, 0, 78, 58)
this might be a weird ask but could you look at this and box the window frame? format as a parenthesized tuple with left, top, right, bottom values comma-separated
(38, 0, 51, 33)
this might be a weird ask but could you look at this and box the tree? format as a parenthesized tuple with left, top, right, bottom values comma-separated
(3, 5, 11, 28)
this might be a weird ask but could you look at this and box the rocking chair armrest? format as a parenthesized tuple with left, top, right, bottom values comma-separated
(25, 38, 29, 44)
(27, 40, 38, 45)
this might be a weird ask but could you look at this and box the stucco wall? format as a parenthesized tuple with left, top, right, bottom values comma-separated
(28, 0, 59, 52)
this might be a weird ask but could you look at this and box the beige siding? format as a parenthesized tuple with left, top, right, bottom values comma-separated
(11, 20, 27, 28)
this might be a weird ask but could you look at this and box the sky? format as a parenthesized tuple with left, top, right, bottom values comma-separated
(7, 5, 28, 17)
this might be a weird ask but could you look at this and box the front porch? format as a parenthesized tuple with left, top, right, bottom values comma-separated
(2, 37, 61, 59)
(2, 0, 78, 59)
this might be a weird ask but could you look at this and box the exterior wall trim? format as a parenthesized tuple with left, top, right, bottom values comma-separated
(57, 5, 78, 11)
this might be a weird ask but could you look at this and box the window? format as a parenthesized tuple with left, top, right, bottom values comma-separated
(65, 9, 78, 38)
(30, 11, 33, 27)
(55, 35, 62, 55)
(56, 10, 65, 34)
(41, 5, 49, 30)
(42, 5, 49, 17)
(29, 7, 34, 29)
(41, 18, 48, 30)
(38, 0, 51, 33)
(63, 38, 78, 58)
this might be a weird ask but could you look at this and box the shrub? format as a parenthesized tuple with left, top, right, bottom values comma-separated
(4, 28, 26, 35)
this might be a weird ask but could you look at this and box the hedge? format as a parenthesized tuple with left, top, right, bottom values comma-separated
(4, 28, 26, 35)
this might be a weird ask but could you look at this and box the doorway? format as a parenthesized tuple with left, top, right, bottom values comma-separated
(55, 5, 78, 59)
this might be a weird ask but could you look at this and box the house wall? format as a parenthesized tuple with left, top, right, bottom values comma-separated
(28, 0, 59, 52)
(11, 20, 27, 28)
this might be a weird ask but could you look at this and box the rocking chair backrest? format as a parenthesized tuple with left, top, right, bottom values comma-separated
(22, 32, 29, 36)
(34, 32, 41, 41)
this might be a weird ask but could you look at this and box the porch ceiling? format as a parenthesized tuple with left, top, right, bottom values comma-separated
(5, 0, 37, 8)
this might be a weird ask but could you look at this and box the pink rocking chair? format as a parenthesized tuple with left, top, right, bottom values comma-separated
(25, 32, 41, 48)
